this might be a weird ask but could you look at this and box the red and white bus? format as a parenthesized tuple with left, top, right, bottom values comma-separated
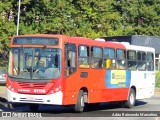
(7, 34, 155, 112)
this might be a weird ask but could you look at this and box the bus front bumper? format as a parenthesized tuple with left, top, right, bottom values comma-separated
(7, 89, 63, 105)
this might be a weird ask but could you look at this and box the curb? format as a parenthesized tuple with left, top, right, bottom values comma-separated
(0, 97, 27, 109)
(155, 87, 160, 91)
(155, 87, 160, 95)
(0, 97, 12, 108)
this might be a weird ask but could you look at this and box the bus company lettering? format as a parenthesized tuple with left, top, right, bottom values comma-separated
(18, 89, 30, 92)
(111, 70, 126, 84)
(34, 89, 46, 93)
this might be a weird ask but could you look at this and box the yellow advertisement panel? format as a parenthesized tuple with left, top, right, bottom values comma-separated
(111, 70, 126, 84)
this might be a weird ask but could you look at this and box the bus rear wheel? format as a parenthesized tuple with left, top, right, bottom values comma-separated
(29, 104, 39, 111)
(74, 90, 85, 112)
(125, 88, 136, 108)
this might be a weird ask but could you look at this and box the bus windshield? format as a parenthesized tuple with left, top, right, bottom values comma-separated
(8, 48, 61, 80)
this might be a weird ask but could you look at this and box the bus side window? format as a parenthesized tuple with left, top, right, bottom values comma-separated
(104, 48, 115, 69)
(127, 50, 137, 70)
(78, 45, 90, 68)
(146, 52, 154, 71)
(116, 49, 126, 70)
(91, 47, 103, 68)
(65, 43, 77, 77)
(137, 51, 146, 71)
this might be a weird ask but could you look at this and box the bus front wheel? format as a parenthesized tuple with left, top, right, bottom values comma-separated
(125, 88, 136, 108)
(74, 90, 85, 112)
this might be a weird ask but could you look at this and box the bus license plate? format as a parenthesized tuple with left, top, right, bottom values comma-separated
(27, 97, 35, 101)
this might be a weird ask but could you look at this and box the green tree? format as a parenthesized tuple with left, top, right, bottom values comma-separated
(0, 0, 160, 55)
(0, 0, 16, 57)
(115, 0, 160, 36)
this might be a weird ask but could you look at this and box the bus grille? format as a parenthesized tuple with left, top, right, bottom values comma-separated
(18, 82, 46, 89)
(19, 98, 44, 103)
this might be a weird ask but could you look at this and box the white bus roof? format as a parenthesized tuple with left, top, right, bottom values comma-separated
(122, 43, 155, 53)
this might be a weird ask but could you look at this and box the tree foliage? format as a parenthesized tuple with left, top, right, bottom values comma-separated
(0, 0, 159, 52)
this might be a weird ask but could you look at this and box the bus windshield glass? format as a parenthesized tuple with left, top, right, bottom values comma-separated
(8, 48, 61, 80)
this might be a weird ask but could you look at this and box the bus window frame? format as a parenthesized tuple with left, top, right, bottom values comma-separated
(146, 52, 154, 71)
(137, 51, 146, 71)
(91, 46, 103, 69)
(65, 43, 77, 78)
(116, 49, 127, 70)
(78, 45, 90, 69)
(104, 47, 115, 70)
(127, 50, 137, 71)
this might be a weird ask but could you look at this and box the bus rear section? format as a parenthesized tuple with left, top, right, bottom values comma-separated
(124, 44, 155, 100)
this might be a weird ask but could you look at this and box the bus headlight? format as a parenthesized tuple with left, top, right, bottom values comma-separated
(55, 88, 59, 91)
(8, 85, 15, 92)
(8, 85, 11, 89)
(11, 88, 15, 91)
(49, 86, 62, 94)
(50, 90, 54, 94)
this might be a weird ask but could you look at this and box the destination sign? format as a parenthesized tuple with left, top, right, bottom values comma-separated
(13, 37, 59, 45)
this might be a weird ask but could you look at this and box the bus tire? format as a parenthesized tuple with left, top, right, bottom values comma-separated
(125, 88, 136, 108)
(74, 90, 85, 112)
(29, 104, 39, 111)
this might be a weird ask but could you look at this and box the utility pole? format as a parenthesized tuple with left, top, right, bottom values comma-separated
(16, 0, 21, 36)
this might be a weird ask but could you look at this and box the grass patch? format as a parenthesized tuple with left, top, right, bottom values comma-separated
(156, 72, 160, 87)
